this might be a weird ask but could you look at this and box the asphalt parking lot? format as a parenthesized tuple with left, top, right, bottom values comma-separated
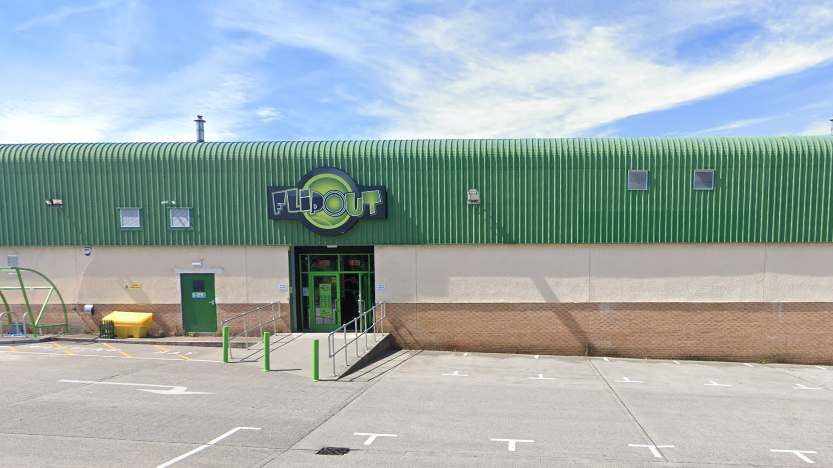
(0, 341, 831, 467)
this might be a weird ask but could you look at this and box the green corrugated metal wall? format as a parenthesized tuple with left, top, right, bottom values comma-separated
(1, 137, 832, 246)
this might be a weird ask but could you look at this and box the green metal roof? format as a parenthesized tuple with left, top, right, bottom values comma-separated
(1, 137, 832, 246)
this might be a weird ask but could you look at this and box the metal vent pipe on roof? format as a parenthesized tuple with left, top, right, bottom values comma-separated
(195, 115, 205, 142)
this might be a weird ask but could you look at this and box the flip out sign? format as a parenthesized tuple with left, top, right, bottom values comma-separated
(267, 168, 386, 236)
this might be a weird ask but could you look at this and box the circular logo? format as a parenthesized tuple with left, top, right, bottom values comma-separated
(300, 168, 360, 233)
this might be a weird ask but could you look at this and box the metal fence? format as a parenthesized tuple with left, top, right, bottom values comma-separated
(220, 302, 281, 359)
(327, 302, 386, 377)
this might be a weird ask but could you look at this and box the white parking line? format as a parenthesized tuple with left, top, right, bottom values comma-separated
(441, 371, 468, 377)
(156, 427, 260, 468)
(354, 432, 397, 446)
(629, 444, 674, 459)
(816, 366, 826, 370)
(771, 449, 817, 464)
(743, 364, 754, 367)
(705, 380, 732, 387)
(616, 377, 642, 383)
(673, 361, 681, 365)
(793, 384, 822, 390)
(491, 438, 533, 452)
(528, 374, 555, 380)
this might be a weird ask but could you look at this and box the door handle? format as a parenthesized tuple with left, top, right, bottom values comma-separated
(209, 300, 216, 305)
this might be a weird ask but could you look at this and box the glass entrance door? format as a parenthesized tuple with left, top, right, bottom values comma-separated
(309, 273, 340, 331)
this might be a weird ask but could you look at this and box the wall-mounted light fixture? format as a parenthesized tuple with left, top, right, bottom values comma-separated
(45, 198, 64, 207)
(467, 189, 481, 205)
(160, 200, 177, 206)
(191, 260, 203, 267)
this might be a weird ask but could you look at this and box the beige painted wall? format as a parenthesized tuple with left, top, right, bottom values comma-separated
(375, 244, 833, 303)
(0, 246, 289, 305)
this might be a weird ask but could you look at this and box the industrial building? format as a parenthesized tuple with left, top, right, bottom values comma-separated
(2, 136, 832, 363)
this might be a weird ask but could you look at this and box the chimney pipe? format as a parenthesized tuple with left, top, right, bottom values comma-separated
(195, 115, 205, 142)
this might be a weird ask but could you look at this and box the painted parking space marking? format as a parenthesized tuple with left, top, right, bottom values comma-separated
(771, 449, 817, 464)
(463, 353, 468, 356)
(816, 366, 826, 370)
(0, 349, 221, 363)
(629, 444, 674, 459)
(118, 350, 133, 358)
(794, 384, 822, 390)
(354, 432, 397, 446)
(603, 357, 609, 361)
(491, 438, 533, 452)
(156, 427, 260, 468)
(177, 354, 191, 360)
(155, 345, 171, 352)
(102, 343, 118, 350)
(705, 380, 732, 387)
(673, 361, 681, 365)
(529, 374, 555, 380)
(616, 377, 642, 383)
(744, 363, 754, 367)
(534, 355, 539, 359)
(51, 342, 63, 348)
(63, 349, 74, 355)
(59, 379, 214, 395)
(441, 371, 467, 377)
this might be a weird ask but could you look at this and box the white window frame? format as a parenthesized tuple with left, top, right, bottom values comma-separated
(119, 208, 142, 229)
(693, 169, 715, 190)
(627, 170, 649, 191)
(169, 207, 192, 229)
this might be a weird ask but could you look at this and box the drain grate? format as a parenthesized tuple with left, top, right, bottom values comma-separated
(317, 447, 350, 456)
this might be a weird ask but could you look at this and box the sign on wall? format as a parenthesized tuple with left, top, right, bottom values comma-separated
(267, 167, 386, 236)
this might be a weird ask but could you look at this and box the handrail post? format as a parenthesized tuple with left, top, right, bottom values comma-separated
(344, 327, 348, 367)
(312, 339, 319, 382)
(271, 303, 277, 335)
(263, 331, 270, 372)
(244, 315, 249, 349)
(222, 326, 229, 363)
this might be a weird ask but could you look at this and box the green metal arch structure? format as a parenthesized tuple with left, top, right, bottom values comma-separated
(0, 267, 69, 337)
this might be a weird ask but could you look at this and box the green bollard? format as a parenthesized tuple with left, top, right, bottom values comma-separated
(263, 331, 270, 372)
(312, 339, 320, 382)
(222, 326, 229, 363)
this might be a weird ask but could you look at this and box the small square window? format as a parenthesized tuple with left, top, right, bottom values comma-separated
(694, 170, 715, 190)
(627, 170, 649, 191)
(119, 208, 141, 229)
(170, 208, 192, 229)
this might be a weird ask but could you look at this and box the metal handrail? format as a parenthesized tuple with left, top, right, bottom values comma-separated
(328, 302, 386, 377)
(0, 311, 25, 337)
(220, 302, 281, 358)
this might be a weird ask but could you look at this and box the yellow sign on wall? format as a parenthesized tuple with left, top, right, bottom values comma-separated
(128, 284, 142, 290)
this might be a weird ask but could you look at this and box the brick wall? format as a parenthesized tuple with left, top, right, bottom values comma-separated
(382, 302, 833, 365)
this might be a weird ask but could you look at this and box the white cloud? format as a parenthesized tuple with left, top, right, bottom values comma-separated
(255, 107, 283, 123)
(16, 1, 119, 31)
(217, 0, 833, 139)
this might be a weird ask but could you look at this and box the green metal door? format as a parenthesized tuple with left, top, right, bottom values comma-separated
(181, 273, 217, 333)
(309, 273, 340, 331)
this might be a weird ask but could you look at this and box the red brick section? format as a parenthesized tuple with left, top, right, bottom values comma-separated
(382, 302, 833, 365)
(5, 303, 290, 337)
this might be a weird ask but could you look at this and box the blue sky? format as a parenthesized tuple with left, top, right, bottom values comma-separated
(1, 0, 832, 143)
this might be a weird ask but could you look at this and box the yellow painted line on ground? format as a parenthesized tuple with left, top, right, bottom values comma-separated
(102, 343, 117, 350)
(155, 345, 171, 352)
(9, 346, 17, 353)
(177, 354, 192, 360)
(63, 349, 74, 355)
(119, 351, 133, 358)
(51, 342, 62, 348)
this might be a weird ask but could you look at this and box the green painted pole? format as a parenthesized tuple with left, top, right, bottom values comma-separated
(312, 339, 319, 382)
(222, 326, 229, 363)
(263, 331, 270, 372)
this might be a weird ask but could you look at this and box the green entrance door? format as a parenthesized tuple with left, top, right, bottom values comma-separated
(309, 273, 340, 331)
(181, 273, 217, 333)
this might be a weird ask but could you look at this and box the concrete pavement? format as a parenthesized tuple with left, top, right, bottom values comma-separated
(0, 342, 830, 467)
